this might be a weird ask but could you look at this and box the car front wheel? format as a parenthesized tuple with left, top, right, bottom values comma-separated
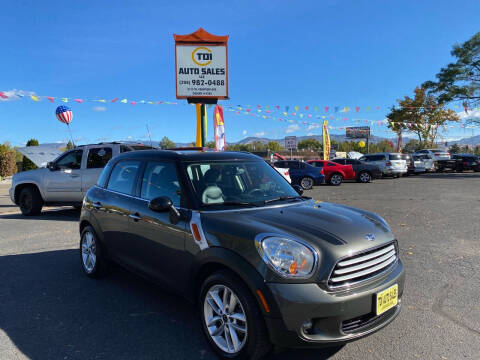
(300, 176, 314, 190)
(329, 173, 343, 186)
(358, 171, 372, 183)
(200, 271, 271, 360)
(19, 186, 43, 216)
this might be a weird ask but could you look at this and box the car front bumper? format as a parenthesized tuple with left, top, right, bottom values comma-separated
(264, 259, 405, 347)
(383, 168, 407, 175)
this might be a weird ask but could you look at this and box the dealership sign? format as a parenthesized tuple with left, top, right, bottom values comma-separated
(346, 126, 370, 139)
(174, 28, 229, 100)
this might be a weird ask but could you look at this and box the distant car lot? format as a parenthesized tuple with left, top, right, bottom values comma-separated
(0, 173, 479, 359)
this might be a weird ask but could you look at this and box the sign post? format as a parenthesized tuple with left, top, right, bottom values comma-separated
(174, 28, 229, 147)
(285, 136, 297, 159)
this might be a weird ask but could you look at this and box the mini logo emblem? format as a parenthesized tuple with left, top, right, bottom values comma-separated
(365, 233, 376, 241)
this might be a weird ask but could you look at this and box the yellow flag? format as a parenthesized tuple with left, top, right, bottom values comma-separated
(61, 98, 69, 103)
(30, 95, 40, 102)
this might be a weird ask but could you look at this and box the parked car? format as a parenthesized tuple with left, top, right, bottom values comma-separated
(273, 160, 325, 190)
(9, 142, 154, 215)
(415, 149, 450, 161)
(306, 160, 355, 185)
(359, 153, 407, 177)
(270, 162, 291, 183)
(414, 154, 435, 172)
(410, 155, 426, 174)
(331, 158, 382, 183)
(80, 149, 404, 359)
(451, 154, 480, 172)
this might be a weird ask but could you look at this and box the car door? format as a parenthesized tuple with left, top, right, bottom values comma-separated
(128, 160, 190, 291)
(101, 159, 142, 265)
(43, 149, 84, 202)
(286, 161, 301, 183)
(82, 146, 113, 197)
(345, 158, 360, 173)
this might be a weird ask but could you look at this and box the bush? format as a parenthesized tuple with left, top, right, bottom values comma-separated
(0, 151, 17, 179)
(22, 138, 39, 171)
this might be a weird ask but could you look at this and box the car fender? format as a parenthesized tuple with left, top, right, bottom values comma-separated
(12, 178, 47, 202)
(190, 246, 281, 317)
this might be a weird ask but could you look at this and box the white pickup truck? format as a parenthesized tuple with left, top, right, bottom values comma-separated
(10, 142, 154, 215)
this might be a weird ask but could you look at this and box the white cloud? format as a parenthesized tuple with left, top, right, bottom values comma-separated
(93, 106, 107, 112)
(285, 124, 300, 133)
(254, 131, 265, 137)
(457, 109, 480, 120)
(0, 89, 36, 102)
(307, 123, 321, 131)
(242, 130, 247, 136)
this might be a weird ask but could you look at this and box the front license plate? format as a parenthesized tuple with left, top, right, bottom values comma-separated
(376, 284, 398, 315)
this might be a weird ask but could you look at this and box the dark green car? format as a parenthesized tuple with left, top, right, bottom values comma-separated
(79, 149, 405, 359)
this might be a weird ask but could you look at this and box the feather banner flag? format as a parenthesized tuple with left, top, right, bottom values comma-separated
(322, 120, 330, 160)
(213, 105, 226, 151)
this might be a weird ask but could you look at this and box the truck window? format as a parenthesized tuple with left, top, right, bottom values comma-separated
(87, 147, 113, 169)
(55, 150, 83, 170)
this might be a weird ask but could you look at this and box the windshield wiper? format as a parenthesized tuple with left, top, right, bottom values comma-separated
(201, 201, 259, 208)
(264, 196, 305, 204)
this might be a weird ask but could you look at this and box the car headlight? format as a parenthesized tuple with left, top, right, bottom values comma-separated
(256, 236, 317, 278)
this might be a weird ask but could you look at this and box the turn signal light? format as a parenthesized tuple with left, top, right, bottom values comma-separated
(191, 223, 201, 242)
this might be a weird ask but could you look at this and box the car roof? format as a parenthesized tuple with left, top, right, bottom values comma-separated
(112, 149, 262, 162)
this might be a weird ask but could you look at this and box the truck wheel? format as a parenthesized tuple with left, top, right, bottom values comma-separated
(19, 186, 43, 216)
(300, 177, 314, 190)
(358, 171, 372, 183)
(199, 270, 271, 360)
(329, 173, 343, 186)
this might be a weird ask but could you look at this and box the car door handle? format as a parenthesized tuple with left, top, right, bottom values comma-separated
(92, 202, 102, 209)
(129, 213, 142, 222)
(70, 174, 80, 178)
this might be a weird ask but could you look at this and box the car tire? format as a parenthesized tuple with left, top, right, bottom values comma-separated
(80, 225, 106, 278)
(328, 173, 343, 186)
(300, 177, 314, 190)
(358, 171, 372, 183)
(199, 270, 271, 360)
(19, 186, 43, 216)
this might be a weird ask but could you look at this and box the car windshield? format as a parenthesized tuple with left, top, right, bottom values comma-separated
(184, 160, 301, 207)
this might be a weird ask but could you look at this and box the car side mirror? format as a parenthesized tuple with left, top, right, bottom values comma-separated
(47, 162, 56, 171)
(292, 184, 303, 195)
(148, 196, 182, 224)
(149, 196, 173, 212)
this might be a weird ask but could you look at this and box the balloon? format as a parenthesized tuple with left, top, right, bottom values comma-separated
(55, 105, 73, 124)
(359, 141, 366, 148)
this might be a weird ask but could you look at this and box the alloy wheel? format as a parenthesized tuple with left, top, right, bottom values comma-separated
(203, 284, 248, 354)
(359, 172, 371, 183)
(81, 231, 97, 273)
(300, 177, 313, 190)
(330, 174, 342, 185)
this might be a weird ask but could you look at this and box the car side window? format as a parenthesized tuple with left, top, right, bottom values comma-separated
(313, 162, 323, 167)
(288, 162, 299, 169)
(107, 160, 141, 195)
(87, 147, 113, 169)
(55, 150, 83, 170)
(140, 162, 181, 206)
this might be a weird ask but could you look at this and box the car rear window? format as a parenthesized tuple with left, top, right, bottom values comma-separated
(389, 154, 402, 160)
(87, 147, 113, 169)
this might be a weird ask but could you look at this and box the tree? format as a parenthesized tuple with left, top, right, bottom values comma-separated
(159, 136, 175, 149)
(387, 87, 459, 148)
(423, 32, 480, 112)
(22, 138, 39, 171)
(403, 139, 422, 153)
(460, 145, 472, 153)
(266, 141, 281, 152)
(205, 141, 216, 149)
(226, 143, 249, 152)
(386, 106, 408, 151)
(474, 146, 480, 156)
(250, 141, 266, 151)
(0, 144, 17, 179)
(66, 140, 75, 150)
(449, 143, 461, 154)
(298, 138, 321, 151)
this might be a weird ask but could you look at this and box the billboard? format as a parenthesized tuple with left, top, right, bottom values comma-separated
(346, 126, 370, 139)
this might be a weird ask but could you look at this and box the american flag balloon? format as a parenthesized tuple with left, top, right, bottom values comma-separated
(55, 105, 73, 124)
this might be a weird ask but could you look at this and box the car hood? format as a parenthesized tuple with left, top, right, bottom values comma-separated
(12, 168, 48, 183)
(200, 199, 395, 259)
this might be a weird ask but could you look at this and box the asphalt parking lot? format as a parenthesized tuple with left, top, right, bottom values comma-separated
(0, 174, 479, 360)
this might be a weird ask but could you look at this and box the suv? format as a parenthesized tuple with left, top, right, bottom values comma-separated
(9, 142, 154, 215)
(331, 158, 382, 183)
(359, 153, 407, 177)
(415, 149, 450, 161)
(451, 154, 480, 172)
(80, 149, 404, 359)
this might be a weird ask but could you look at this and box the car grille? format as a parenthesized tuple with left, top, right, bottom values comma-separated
(328, 242, 397, 289)
(341, 307, 396, 333)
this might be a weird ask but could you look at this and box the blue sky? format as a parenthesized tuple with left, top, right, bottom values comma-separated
(1, 0, 479, 146)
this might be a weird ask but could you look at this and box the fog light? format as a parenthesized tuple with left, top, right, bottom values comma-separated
(301, 319, 313, 333)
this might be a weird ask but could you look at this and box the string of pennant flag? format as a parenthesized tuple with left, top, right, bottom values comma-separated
(1, 91, 479, 130)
